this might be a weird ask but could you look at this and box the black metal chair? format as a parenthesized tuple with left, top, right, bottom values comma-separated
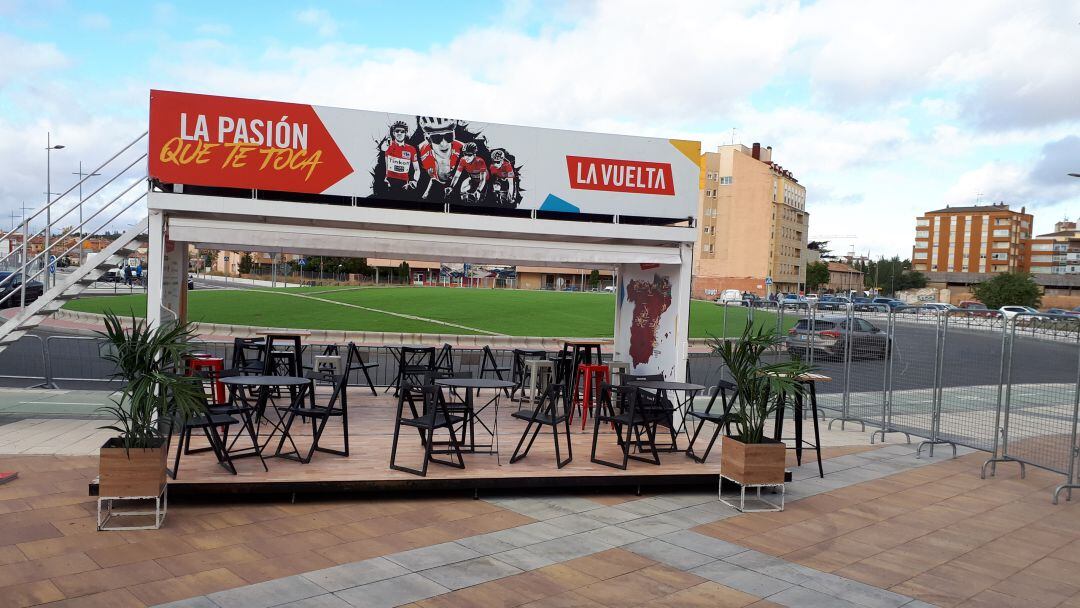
(276, 371, 350, 463)
(510, 349, 548, 401)
(389, 382, 466, 477)
(685, 380, 736, 463)
(479, 346, 511, 396)
(434, 343, 455, 375)
(510, 384, 572, 468)
(590, 383, 660, 470)
(170, 405, 240, 478)
(230, 337, 265, 376)
(624, 373, 677, 450)
(188, 370, 268, 474)
(344, 343, 379, 396)
(393, 346, 436, 395)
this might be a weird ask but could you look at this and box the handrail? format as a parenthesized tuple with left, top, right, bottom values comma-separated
(0, 154, 147, 270)
(1, 175, 146, 278)
(0, 131, 148, 246)
(0, 202, 148, 308)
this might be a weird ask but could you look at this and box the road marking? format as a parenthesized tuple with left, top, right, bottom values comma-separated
(262, 290, 504, 336)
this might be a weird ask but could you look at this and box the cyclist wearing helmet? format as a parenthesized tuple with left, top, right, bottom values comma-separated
(417, 116, 463, 199)
(379, 120, 419, 193)
(447, 141, 487, 203)
(487, 148, 515, 206)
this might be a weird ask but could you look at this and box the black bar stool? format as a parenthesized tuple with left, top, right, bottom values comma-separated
(773, 373, 828, 478)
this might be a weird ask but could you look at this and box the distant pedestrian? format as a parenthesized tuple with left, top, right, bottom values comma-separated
(124, 265, 132, 286)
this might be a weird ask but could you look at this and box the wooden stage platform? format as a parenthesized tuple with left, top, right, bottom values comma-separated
(132, 386, 739, 497)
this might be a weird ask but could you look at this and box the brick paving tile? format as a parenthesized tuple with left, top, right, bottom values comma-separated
(226, 548, 337, 584)
(36, 588, 146, 608)
(16, 530, 128, 560)
(517, 591, 608, 608)
(0, 552, 100, 588)
(0, 579, 66, 608)
(50, 559, 172, 599)
(125, 567, 249, 606)
(559, 548, 656, 580)
(0, 544, 28, 566)
(154, 543, 266, 577)
(86, 535, 198, 568)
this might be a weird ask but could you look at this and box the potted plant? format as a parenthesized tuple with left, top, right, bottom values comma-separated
(709, 323, 811, 486)
(97, 312, 206, 499)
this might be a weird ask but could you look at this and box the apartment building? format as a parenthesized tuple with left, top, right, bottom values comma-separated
(912, 203, 1033, 278)
(1030, 220, 1080, 276)
(694, 143, 808, 299)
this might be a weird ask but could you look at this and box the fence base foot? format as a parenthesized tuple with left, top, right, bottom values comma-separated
(827, 417, 865, 432)
(916, 440, 957, 459)
(1052, 483, 1076, 505)
(870, 429, 911, 445)
(981, 457, 1026, 479)
(28, 381, 59, 390)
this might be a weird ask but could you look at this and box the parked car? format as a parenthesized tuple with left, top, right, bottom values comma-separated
(804, 293, 819, 304)
(785, 316, 890, 360)
(781, 294, 807, 309)
(1045, 308, 1080, 317)
(999, 305, 1041, 320)
(602, 285, 615, 292)
(716, 289, 743, 305)
(871, 297, 904, 310)
(956, 300, 1001, 318)
(741, 293, 764, 307)
(818, 295, 851, 311)
(919, 302, 960, 313)
(0, 272, 43, 307)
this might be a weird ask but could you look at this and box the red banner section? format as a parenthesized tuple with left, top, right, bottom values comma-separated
(148, 90, 353, 194)
(565, 156, 674, 196)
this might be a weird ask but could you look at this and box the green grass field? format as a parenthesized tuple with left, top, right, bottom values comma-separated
(64, 287, 793, 338)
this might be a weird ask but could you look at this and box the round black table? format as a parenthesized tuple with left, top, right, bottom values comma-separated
(435, 378, 515, 464)
(221, 375, 312, 462)
(630, 380, 705, 452)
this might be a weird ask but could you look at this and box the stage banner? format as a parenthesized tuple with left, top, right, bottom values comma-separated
(149, 90, 700, 220)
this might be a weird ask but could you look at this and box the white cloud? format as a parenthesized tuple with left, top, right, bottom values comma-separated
(195, 22, 232, 37)
(295, 8, 338, 38)
(0, 34, 68, 87)
(79, 12, 110, 29)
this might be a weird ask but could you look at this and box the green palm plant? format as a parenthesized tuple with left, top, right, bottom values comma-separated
(708, 323, 812, 444)
(97, 312, 206, 450)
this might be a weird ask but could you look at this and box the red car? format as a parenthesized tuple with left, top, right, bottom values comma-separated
(956, 300, 1001, 318)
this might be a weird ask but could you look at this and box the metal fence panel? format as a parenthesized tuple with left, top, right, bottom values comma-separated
(1000, 314, 1080, 501)
(0, 335, 47, 383)
(934, 311, 1007, 452)
(883, 307, 942, 443)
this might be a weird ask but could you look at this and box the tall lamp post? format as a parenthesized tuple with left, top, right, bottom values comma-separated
(72, 162, 101, 266)
(45, 133, 65, 290)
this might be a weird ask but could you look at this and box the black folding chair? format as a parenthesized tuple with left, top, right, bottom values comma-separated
(230, 337, 265, 376)
(434, 343, 455, 375)
(510, 384, 572, 468)
(393, 346, 436, 396)
(389, 382, 466, 477)
(276, 371, 350, 463)
(590, 383, 660, 470)
(344, 343, 379, 396)
(479, 346, 511, 396)
(170, 407, 240, 478)
(510, 349, 548, 401)
(685, 380, 736, 463)
(189, 370, 268, 474)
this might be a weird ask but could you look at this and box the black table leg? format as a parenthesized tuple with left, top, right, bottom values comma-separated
(794, 392, 804, 466)
(810, 382, 824, 478)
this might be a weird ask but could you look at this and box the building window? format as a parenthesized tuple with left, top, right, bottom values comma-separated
(992, 229, 1009, 238)
(719, 176, 733, 185)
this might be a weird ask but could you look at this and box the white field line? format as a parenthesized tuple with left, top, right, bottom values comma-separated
(264, 290, 503, 336)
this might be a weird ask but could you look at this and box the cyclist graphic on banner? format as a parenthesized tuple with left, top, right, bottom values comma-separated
(369, 115, 522, 208)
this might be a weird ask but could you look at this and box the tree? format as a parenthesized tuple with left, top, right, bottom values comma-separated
(807, 241, 835, 261)
(972, 272, 1042, 309)
(806, 261, 830, 292)
(237, 252, 254, 275)
(203, 249, 218, 269)
(588, 269, 600, 288)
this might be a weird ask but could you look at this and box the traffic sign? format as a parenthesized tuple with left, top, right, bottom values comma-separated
(48, 255, 56, 274)
(765, 277, 773, 285)
(298, 258, 307, 267)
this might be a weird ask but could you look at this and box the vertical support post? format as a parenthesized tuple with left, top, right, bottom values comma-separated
(673, 243, 693, 382)
(146, 210, 166, 329)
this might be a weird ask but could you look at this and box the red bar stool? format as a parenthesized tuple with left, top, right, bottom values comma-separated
(573, 363, 610, 430)
(189, 355, 226, 404)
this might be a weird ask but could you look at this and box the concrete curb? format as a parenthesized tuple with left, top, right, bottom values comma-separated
(53, 309, 714, 349)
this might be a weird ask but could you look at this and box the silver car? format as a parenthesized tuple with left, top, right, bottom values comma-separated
(785, 315, 891, 360)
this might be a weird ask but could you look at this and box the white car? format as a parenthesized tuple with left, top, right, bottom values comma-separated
(920, 302, 959, 312)
(999, 305, 1040, 320)
(716, 289, 743, 305)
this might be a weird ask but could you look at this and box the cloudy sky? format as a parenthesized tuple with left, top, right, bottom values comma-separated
(1, 0, 1078, 257)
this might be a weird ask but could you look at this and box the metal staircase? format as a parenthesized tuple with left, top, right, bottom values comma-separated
(0, 132, 149, 353)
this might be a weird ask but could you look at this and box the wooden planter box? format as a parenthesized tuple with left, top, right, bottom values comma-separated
(721, 435, 786, 485)
(98, 438, 167, 498)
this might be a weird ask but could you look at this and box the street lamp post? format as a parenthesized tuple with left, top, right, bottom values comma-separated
(73, 162, 101, 266)
(45, 132, 65, 290)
